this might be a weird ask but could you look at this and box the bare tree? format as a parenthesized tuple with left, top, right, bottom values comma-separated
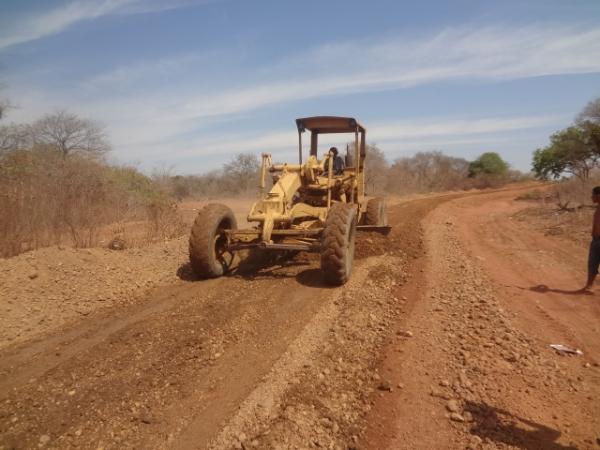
(576, 98, 600, 125)
(0, 81, 7, 121)
(0, 79, 14, 122)
(0, 123, 34, 152)
(363, 143, 389, 195)
(576, 97, 600, 158)
(345, 142, 389, 194)
(32, 110, 110, 158)
(387, 151, 470, 193)
(223, 153, 260, 195)
(0, 99, 8, 121)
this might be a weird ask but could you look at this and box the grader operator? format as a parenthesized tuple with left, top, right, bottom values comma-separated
(188, 116, 389, 285)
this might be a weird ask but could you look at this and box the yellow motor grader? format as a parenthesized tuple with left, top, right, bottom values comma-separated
(189, 116, 390, 285)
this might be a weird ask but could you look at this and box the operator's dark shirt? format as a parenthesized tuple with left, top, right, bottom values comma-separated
(333, 155, 345, 175)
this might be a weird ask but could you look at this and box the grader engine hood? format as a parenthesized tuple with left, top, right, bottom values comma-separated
(247, 170, 302, 242)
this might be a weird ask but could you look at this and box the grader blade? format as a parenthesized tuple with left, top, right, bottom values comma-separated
(357, 225, 392, 235)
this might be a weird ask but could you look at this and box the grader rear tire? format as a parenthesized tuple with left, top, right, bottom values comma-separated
(320, 203, 357, 285)
(189, 203, 237, 278)
(366, 197, 387, 226)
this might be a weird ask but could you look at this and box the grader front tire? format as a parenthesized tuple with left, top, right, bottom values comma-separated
(320, 203, 357, 285)
(189, 203, 237, 278)
(366, 197, 388, 226)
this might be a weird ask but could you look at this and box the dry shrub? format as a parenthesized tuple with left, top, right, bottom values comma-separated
(386, 152, 529, 195)
(0, 146, 184, 257)
(145, 199, 186, 242)
(553, 176, 599, 211)
(515, 189, 546, 201)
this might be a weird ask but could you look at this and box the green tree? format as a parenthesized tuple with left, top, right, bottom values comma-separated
(531, 97, 600, 181)
(468, 152, 509, 177)
(531, 126, 596, 181)
(532, 146, 562, 180)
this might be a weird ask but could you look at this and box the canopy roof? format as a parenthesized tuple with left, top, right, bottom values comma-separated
(296, 116, 366, 134)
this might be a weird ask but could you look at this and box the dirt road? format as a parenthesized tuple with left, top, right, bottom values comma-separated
(363, 187, 600, 450)
(1, 187, 599, 449)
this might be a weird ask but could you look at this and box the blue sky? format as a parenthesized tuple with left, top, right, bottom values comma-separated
(1, 0, 599, 173)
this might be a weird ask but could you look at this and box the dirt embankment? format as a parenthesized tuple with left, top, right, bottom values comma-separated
(0, 197, 255, 351)
(0, 239, 187, 350)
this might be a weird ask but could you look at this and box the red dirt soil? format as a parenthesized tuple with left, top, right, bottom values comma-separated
(1, 185, 598, 450)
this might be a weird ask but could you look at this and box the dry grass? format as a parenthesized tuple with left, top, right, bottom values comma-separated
(553, 178, 597, 210)
(0, 147, 186, 257)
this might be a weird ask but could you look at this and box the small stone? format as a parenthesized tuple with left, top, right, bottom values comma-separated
(108, 237, 126, 251)
(467, 435, 482, 449)
(459, 373, 472, 388)
(446, 399, 460, 413)
(378, 380, 392, 391)
(68, 390, 76, 396)
(28, 272, 39, 280)
(439, 380, 450, 387)
(134, 410, 152, 424)
(430, 388, 452, 400)
(39, 435, 51, 445)
(397, 330, 413, 338)
(450, 412, 465, 422)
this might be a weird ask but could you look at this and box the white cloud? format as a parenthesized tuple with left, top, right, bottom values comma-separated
(369, 116, 562, 141)
(0, 0, 197, 50)
(115, 113, 562, 173)
(82, 52, 214, 92)
(68, 23, 600, 146)
(3, 23, 597, 170)
(180, 25, 600, 118)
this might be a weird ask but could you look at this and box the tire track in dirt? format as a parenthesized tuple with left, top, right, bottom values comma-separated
(0, 282, 212, 393)
(204, 194, 468, 450)
(0, 259, 335, 449)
